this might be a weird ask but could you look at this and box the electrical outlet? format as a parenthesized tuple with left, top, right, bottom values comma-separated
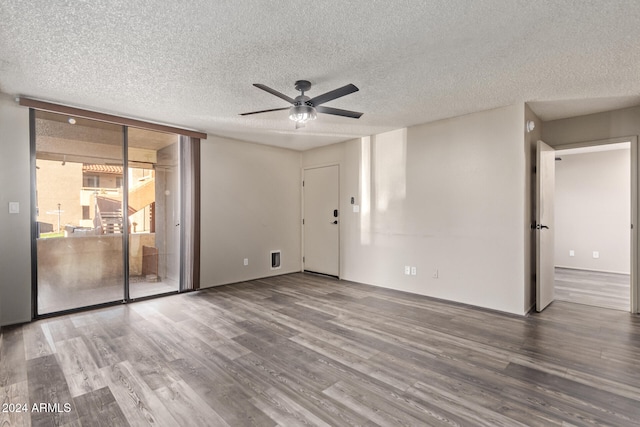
(569, 250, 575, 257)
(404, 265, 411, 275)
(432, 269, 438, 279)
(243, 258, 249, 266)
(411, 266, 417, 276)
(593, 251, 599, 259)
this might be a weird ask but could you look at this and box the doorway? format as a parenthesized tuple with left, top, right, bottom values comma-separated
(553, 142, 632, 311)
(32, 110, 183, 315)
(554, 136, 638, 313)
(303, 165, 340, 277)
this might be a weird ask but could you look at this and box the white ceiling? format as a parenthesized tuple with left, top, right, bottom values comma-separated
(2, 1, 640, 151)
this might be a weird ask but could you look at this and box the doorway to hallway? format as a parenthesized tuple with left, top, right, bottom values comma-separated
(553, 142, 632, 311)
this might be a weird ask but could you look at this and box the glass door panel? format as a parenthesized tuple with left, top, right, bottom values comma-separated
(35, 111, 125, 314)
(127, 128, 181, 299)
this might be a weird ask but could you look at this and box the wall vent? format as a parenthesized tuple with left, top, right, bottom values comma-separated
(270, 250, 281, 270)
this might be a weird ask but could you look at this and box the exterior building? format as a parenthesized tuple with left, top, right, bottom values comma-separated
(36, 161, 153, 235)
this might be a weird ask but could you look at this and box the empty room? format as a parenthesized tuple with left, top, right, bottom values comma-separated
(1, 1, 640, 426)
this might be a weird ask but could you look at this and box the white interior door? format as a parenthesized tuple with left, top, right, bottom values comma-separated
(304, 165, 339, 277)
(536, 140, 556, 311)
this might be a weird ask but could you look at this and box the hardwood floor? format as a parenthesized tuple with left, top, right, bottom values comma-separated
(555, 267, 630, 311)
(2, 273, 640, 426)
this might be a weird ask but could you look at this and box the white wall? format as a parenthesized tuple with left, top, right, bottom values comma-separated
(543, 106, 640, 146)
(0, 94, 32, 326)
(555, 148, 630, 273)
(303, 104, 528, 315)
(199, 135, 301, 287)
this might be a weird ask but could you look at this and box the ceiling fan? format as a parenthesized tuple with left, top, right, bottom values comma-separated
(240, 80, 362, 128)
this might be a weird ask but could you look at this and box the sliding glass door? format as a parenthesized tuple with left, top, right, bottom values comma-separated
(34, 111, 126, 314)
(127, 128, 181, 299)
(33, 111, 183, 315)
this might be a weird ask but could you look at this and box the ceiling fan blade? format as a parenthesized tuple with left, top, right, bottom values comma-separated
(316, 106, 363, 119)
(239, 107, 289, 116)
(253, 84, 295, 104)
(308, 84, 359, 107)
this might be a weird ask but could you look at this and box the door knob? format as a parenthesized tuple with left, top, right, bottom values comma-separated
(531, 222, 549, 230)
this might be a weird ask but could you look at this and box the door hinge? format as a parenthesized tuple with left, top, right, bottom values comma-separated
(303, 256, 305, 263)
(302, 219, 305, 225)
(302, 180, 305, 187)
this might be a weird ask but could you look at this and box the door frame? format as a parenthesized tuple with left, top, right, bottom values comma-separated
(553, 136, 638, 314)
(28, 108, 194, 319)
(301, 163, 340, 278)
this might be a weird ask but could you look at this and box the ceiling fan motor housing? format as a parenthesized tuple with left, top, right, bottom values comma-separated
(294, 95, 311, 106)
(294, 80, 312, 93)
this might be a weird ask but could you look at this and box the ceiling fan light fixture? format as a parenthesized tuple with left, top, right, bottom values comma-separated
(289, 104, 316, 123)
(241, 80, 361, 124)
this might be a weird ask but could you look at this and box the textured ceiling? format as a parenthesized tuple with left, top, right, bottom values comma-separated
(2, 1, 640, 151)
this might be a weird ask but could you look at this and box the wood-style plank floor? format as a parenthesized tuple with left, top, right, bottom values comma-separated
(555, 267, 630, 311)
(2, 273, 640, 426)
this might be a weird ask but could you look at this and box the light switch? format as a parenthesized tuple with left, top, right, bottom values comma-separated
(593, 251, 599, 259)
(8, 202, 19, 214)
(353, 205, 360, 213)
(569, 250, 575, 257)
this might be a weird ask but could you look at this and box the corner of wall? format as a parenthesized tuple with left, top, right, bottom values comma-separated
(303, 105, 529, 315)
(199, 135, 303, 287)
